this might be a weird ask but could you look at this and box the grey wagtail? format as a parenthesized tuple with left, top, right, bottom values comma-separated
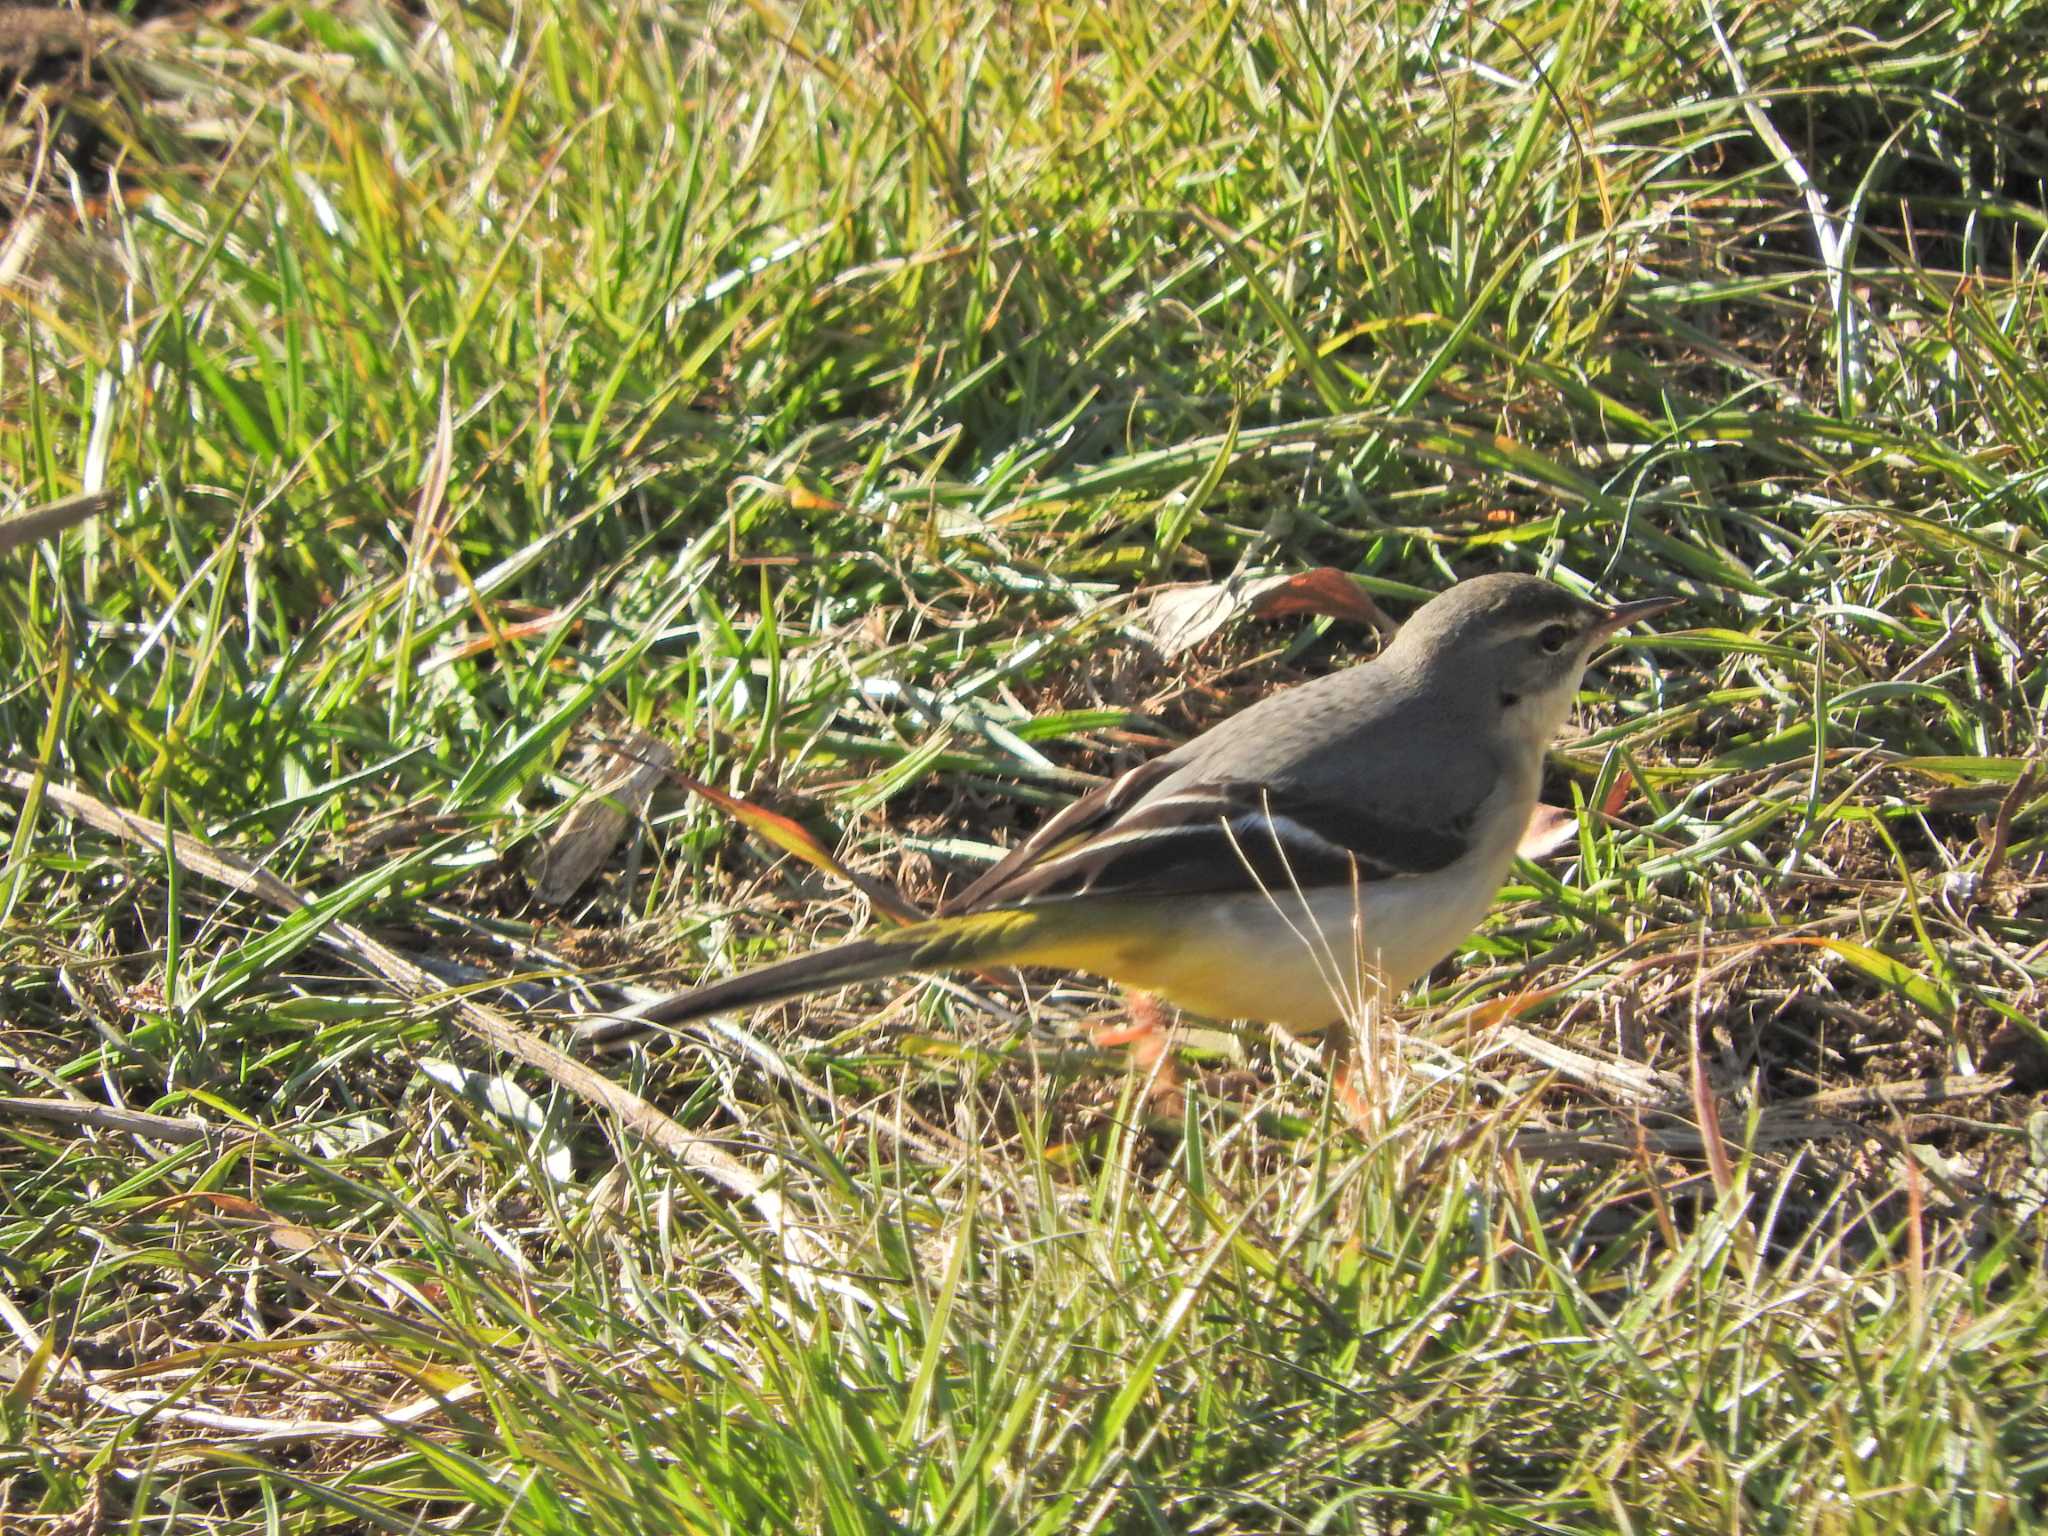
(598, 574, 1678, 1046)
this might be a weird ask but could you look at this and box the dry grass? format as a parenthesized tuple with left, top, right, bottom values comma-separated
(2, 0, 2046, 1530)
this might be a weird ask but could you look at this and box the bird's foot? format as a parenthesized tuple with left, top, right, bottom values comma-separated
(1321, 1030, 1379, 1136)
(1090, 991, 1185, 1119)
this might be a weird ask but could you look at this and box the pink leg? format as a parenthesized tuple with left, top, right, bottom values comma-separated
(1091, 992, 1185, 1114)
(1321, 1029, 1376, 1135)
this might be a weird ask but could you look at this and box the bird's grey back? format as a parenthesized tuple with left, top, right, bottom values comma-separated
(1144, 644, 1506, 840)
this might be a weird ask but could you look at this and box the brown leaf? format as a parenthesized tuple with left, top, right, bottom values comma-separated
(266, 1222, 326, 1257)
(1246, 567, 1397, 632)
(529, 731, 675, 905)
(1143, 567, 1395, 657)
(785, 477, 843, 511)
(676, 773, 927, 926)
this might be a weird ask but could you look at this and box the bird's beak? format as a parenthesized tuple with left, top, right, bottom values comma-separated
(1589, 595, 1682, 641)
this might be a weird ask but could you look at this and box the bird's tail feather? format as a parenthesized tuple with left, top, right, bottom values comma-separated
(598, 906, 1085, 1037)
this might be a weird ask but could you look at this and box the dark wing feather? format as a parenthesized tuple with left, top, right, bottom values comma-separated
(937, 754, 1184, 915)
(957, 778, 1472, 908)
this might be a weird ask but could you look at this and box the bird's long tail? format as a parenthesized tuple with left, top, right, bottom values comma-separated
(582, 905, 1101, 1045)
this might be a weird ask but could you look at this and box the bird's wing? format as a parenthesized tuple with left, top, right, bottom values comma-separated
(938, 753, 1184, 915)
(950, 772, 1475, 910)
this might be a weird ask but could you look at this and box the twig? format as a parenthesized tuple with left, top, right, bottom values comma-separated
(1506, 1073, 2010, 1162)
(528, 730, 674, 904)
(0, 1284, 480, 1446)
(1794, 1072, 2009, 1116)
(0, 1096, 226, 1145)
(1894, 610, 1969, 683)
(1484, 1024, 1681, 1104)
(1704, 2, 1869, 397)
(1982, 761, 2040, 886)
(0, 487, 116, 551)
(0, 769, 835, 1274)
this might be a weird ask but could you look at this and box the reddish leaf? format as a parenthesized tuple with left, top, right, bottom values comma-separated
(675, 772, 928, 926)
(1457, 983, 1564, 1030)
(1246, 567, 1397, 632)
(1600, 769, 1636, 819)
(1144, 567, 1394, 657)
(785, 478, 843, 512)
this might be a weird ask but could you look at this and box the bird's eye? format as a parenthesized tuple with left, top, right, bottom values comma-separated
(1537, 623, 1572, 654)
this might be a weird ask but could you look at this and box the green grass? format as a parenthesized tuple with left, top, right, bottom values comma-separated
(3, 0, 2047, 1530)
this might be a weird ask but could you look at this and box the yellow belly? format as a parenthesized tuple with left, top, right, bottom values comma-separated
(1009, 859, 1512, 1033)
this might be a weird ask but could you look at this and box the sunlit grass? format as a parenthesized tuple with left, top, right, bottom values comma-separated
(2, 0, 2045, 1530)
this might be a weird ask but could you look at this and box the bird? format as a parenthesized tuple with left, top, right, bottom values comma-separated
(594, 574, 1678, 1063)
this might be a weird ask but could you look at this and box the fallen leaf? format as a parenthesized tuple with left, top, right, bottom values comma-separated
(1517, 804, 1579, 860)
(676, 772, 928, 925)
(1246, 568, 1396, 631)
(1452, 983, 1565, 1032)
(1143, 567, 1395, 657)
(785, 478, 843, 512)
(529, 731, 675, 905)
(418, 1058, 576, 1188)
(267, 1222, 326, 1257)
(1518, 771, 1639, 859)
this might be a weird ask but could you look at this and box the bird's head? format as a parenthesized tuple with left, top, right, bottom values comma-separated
(1387, 573, 1679, 751)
